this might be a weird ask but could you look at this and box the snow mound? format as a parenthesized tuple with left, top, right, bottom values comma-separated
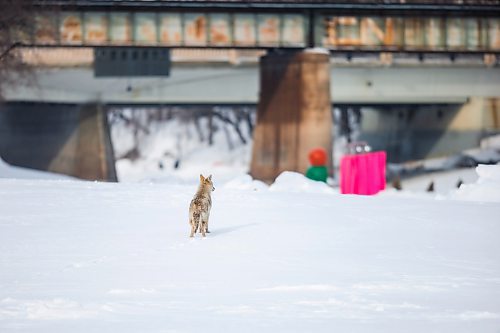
(476, 164, 500, 181)
(0, 158, 72, 180)
(451, 164, 500, 203)
(223, 174, 268, 191)
(304, 47, 330, 55)
(468, 148, 500, 165)
(269, 171, 335, 194)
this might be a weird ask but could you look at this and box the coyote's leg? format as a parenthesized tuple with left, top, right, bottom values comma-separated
(189, 217, 197, 238)
(205, 212, 210, 233)
(200, 220, 207, 237)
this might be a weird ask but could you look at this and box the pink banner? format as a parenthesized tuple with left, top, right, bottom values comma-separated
(340, 151, 386, 195)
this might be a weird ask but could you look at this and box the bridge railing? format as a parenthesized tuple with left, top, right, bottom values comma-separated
(20, 11, 500, 53)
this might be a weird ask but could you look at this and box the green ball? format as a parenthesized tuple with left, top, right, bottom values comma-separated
(306, 166, 328, 182)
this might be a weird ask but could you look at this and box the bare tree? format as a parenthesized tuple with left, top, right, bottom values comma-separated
(0, 0, 35, 99)
(212, 107, 248, 145)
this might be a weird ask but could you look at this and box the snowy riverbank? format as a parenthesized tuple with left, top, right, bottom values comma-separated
(1, 161, 500, 332)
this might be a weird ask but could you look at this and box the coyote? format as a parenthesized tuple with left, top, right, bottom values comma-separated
(189, 174, 215, 237)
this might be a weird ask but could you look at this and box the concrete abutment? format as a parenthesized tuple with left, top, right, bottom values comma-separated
(250, 50, 333, 182)
(0, 102, 117, 181)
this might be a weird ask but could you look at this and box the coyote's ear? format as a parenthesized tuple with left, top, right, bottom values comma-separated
(199, 174, 205, 182)
(208, 174, 212, 180)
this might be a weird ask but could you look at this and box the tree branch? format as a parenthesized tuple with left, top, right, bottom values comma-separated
(212, 110, 247, 145)
(0, 42, 21, 61)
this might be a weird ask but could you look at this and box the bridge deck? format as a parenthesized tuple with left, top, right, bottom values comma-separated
(21, 1, 500, 53)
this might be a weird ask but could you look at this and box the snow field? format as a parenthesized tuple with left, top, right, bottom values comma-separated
(1, 166, 500, 332)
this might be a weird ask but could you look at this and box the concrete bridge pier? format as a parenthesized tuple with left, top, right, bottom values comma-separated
(250, 50, 333, 182)
(0, 102, 117, 181)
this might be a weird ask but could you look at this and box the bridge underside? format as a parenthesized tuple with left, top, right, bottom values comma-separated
(3, 53, 500, 180)
(5, 64, 500, 105)
(3, 0, 500, 181)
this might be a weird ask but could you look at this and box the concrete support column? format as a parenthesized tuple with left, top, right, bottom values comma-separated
(250, 50, 332, 182)
(0, 102, 117, 181)
(49, 103, 117, 181)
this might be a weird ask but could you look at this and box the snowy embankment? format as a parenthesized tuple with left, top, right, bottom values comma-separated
(0, 158, 73, 180)
(452, 164, 500, 202)
(1, 162, 500, 332)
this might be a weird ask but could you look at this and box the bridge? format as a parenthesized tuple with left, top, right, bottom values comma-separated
(25, 0, 500, 54)
(1, 1, 500, 182)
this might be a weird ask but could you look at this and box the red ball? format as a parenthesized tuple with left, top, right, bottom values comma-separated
(308, 148, 327, 166)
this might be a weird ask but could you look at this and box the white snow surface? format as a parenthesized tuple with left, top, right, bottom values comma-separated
(0, 158, 73, 180)
(111, 116, 252, 184)
(1, 163, 500, 332)
(451, 164, 500, 203)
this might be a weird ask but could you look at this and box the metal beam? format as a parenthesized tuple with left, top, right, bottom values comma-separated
(24, 10, 500, 53)
(35, 1, 500, 15)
